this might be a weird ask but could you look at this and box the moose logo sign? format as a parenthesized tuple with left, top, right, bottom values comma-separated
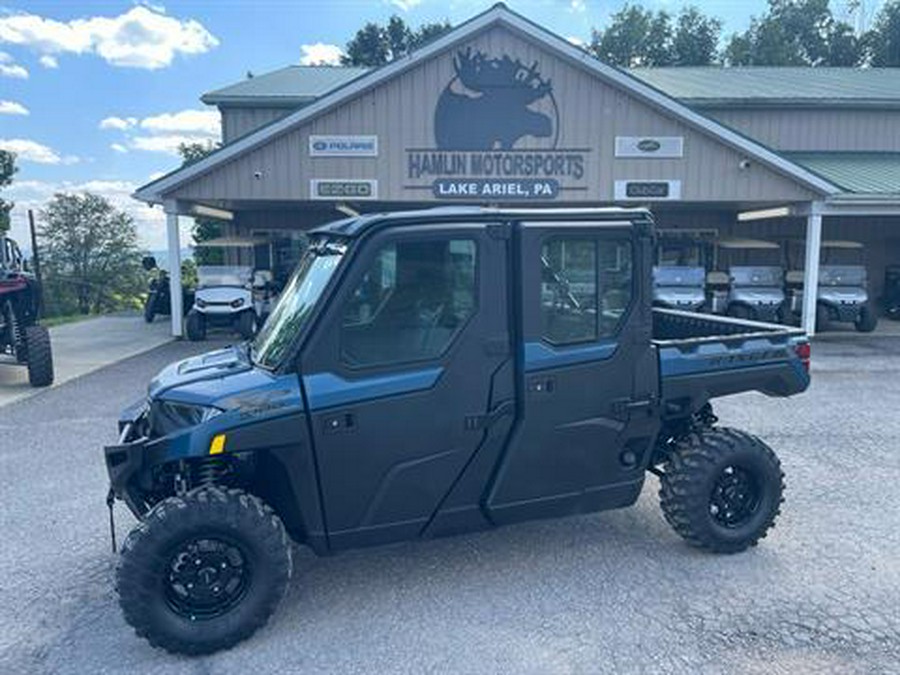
(405, 48, 588, 201)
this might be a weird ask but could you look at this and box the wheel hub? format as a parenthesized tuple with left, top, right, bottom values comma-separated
(709, 465, 761, 528)
(165, 537, 249, 620)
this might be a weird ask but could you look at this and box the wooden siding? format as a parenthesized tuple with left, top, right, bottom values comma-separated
(707, 108, 900, 152)
(173, 26, 818, 205)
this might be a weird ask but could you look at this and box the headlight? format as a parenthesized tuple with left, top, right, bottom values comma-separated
(196, 298, 207, 308)
(230, 297, 245, 308)
(149, 400, 223, 436)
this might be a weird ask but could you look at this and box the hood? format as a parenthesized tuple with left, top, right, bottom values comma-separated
(729, 266, 784, 287)
(653, 266, 705, 288)
(149, 345, 253, 402)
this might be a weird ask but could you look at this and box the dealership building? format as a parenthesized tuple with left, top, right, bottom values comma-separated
(135, 3, 900, 337)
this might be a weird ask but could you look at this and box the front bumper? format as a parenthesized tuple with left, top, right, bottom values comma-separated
(104, 401, 151, 516)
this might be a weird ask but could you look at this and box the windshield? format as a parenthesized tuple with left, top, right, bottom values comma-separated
(251, 239, 346, 369)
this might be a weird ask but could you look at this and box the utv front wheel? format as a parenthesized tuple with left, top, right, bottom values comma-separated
(659, 427, 784, 554)
(117, 488, 292, 655)
(855, 304, 878, 333)
(24, 325, 54, 387)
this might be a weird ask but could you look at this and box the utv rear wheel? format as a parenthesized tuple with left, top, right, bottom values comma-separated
(24, 325, 54, 387)
(659, 427, 784, 554)
(186, 310, 206, 341)
(236, 310, 256, 340)
(855, 304, 877, 333)
(117, 488, 292, 656)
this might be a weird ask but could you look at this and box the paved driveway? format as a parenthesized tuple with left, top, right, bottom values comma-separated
(0, 314, 171, 408)
(0, 336, 898, 674)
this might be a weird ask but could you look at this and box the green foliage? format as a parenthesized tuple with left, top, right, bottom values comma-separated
(0, 150, 16, 235)
(341, 15, 451, 66)
(177, 142, 223, 264)
(38, 193, 144, 316)
(590, 5, 721, 67)
(724, 0, 861, 66)
(865, 0, 900, 66)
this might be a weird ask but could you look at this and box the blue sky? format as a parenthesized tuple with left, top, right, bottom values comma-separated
(0, 0, 878, 249)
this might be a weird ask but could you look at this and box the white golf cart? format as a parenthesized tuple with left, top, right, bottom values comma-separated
(186, 237, 279, 342)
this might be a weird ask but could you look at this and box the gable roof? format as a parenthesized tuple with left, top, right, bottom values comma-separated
(631, 67, 900, 109)
(135, 3, 839, 205)
(201, 65, 369, 107)
(786, 153, 900, 195)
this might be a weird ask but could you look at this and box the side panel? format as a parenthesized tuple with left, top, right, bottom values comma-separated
(486, 221, 661, 524)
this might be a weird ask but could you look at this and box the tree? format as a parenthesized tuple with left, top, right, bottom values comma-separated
(724, 0, 862, 66)
(590, 5, 722, 67)
(341, 15, 452, 66)
(0, 150, 16, 236)
(178, 142, 223, 264)
(672, 7, 723, 66)
(39, 193, 143, 315)
(864, 1, 900, 66)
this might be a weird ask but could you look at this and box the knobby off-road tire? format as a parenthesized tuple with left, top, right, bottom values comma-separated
(185, 310, 206, 342)
(24, 324, 54, 387)
(659, 427, 784, 554)
(117, 487, 292, 655)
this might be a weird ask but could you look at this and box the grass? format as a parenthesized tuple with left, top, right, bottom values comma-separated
(40, 313, 99, 328)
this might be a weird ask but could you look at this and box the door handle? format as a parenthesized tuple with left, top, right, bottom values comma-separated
(464, 400, 514, 431)
(611, 396, 657, 415)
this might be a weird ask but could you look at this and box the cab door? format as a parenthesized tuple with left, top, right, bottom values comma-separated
(299, 222, 512, 550)
(487, 220, 660, 524)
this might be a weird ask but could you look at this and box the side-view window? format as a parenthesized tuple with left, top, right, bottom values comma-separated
(541, 237, 633, 345)
(341, 238, 477, 367)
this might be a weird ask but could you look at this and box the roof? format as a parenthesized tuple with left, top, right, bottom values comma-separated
(786, 153, 900, 195)
(718, 237, 780, 250)
(631, 67, 900, 108)
(311, 206, 652, 238)
(201, 65, 369, 106)
(136, 4, 838, 204)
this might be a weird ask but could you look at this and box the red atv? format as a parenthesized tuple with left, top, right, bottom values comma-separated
(1, 236, 53, 387)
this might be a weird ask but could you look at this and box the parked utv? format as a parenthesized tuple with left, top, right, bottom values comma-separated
(142, 256, 195, 324)
(104, 208, 810, 655)
(0, 236, 53, 387)
(708, 238, 786, 322)
(652, 229, 716, 311)
(785, 240, 877, 333)
(185, 237, 278, 341)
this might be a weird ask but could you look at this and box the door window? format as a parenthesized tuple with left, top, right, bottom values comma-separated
(541, 237, 633, 345)
(341, 238, 477, 367)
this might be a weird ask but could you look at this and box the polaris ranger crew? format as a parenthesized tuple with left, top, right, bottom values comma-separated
(104, 208, 811, 655)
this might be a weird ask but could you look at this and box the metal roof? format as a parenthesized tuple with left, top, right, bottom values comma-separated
(631, 67, 900, 108)
(202, 66, 369, 106)
(786, 153, 900, 195)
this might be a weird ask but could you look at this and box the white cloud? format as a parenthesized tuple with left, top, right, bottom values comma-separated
(0, 100, 29, 115)
(0, 62, 28, 78)
(300, 43, 343, 66)
(0, 138, 78, 164)
(567, 36, 587, 48)
(130, 134, 199, 155)
(389, 0, 423, 11)
(0, 6, 219, 70)
(568, 0, 587, 13)
(99, 115, 137, 130)
(5, 178, 172, 250)
(139, 109, 219, 135)
(110, 142, 128, 153)
(38, 54, 58, 68)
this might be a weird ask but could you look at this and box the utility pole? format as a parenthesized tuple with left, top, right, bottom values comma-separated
(27, 209, 42, 284)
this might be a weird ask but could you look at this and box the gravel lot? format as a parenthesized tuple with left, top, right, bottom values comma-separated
(0, 336, 898, 674)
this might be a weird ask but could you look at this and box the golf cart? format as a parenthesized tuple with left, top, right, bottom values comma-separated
(652, 229, 716, 311)
(186, 237, 279, 342)
(708, 237, 785, 322)
(785, 240, 877, 332)
(0, 236, 53, 387)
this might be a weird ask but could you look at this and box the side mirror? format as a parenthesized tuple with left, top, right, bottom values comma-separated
(142, 255, 158, 271)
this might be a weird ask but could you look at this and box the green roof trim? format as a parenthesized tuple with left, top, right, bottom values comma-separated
(630, 67, 900, 107)
(202, 65, 370, 106)
(786, 153, 900, 195)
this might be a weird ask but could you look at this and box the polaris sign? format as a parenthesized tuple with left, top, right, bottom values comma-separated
(309, 135, 378, 157)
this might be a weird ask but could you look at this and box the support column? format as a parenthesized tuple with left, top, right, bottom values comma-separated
(801, 202, 824, 336)
(164, 202, 184, 338)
